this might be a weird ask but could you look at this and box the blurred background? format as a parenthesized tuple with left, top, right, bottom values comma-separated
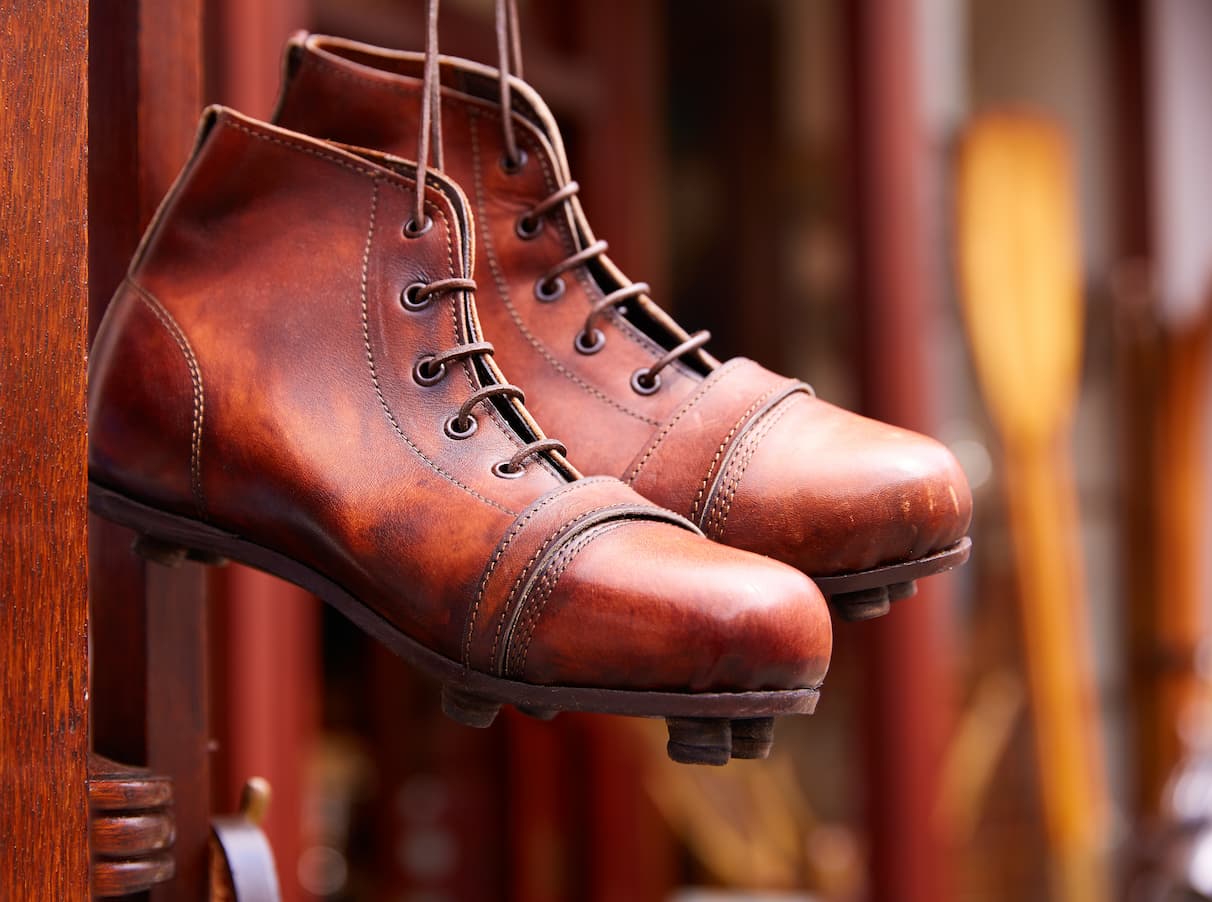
(192, 1, 1212, 899)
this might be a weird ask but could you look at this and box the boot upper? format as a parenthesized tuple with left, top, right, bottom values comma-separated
(88, 107, 831, 691)
(272, 35, 972, 578)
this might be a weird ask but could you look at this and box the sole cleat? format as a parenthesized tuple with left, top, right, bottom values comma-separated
(666, 717, 733, 766)
(816, 537, 971, 620)
(517, 705, 559, 721)
(441, 686, 502, 729)
(132, 535, 230, 568)
(131, 534, 192, 568)
(729, 717, 775, 759)
(831, 586, 891, 622)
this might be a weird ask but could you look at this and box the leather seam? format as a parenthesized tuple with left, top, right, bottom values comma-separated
(227, 118, 385, 181)
(463, 476, 615, 667)
(687, 385, 780, 523)
(487, 500, 646, 669)
(510, 520, 627, 679)
(358, 180, 518, 518)
(706, 396, 799, 541)
(505, 522, 607, 677)
(126, 279, 208, 520)
(623, 358, 748, 484)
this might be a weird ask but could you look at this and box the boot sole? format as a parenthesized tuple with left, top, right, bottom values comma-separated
(814, 537, 972, 621)
(89, 481, 819, 764)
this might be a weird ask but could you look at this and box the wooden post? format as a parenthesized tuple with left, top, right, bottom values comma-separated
(845, 2, 954, 900)
(0, 0, 91, 898)
(86, 0, 209, 898)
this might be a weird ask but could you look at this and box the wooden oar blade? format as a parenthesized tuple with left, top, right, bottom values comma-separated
(956, 113, 1084, 444)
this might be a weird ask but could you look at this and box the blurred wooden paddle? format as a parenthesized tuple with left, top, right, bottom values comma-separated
(955, 113, 1110, 901)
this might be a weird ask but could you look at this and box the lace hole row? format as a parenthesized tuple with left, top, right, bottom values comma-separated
(444, 415, 478, 440)
(515, 215, 543, 240)
(400, 281, 430, 311)
(492, 460, 525, 479)
(402, 216, 433, 239)
(574, 328, 605, 355)
(535, 276, 565, 303)
(499, 149, 529, 175)
(630, 368, 661, 395)
(413, 356, 446, 386)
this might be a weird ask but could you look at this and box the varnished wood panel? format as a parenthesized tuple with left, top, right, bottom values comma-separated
(87, 0, 209, 898)
(0, 1, 91, 899)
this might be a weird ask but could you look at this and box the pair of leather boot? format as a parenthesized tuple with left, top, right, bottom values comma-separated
(88, 1, 971, 765)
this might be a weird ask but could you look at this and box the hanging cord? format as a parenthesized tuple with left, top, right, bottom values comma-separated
(411, 0, 444, 230)
(496, 0, 524, 167)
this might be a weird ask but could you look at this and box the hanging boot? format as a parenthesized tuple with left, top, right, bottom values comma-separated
(87, 96, 832, 764)
(272, 14, 973, 621)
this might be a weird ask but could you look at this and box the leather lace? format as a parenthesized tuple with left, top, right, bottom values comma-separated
(493, 0, 712, 391)
(413, 0, 567, 477)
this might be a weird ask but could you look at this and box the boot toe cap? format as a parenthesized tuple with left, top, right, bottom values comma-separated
(711, 394, 973, 576)
(511, 520, 832, 693)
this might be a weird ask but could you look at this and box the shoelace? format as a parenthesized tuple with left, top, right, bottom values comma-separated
(411, 6, 567, 477)
(493, 0, 712, 393)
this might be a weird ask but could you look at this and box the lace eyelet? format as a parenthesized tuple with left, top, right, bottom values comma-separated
(492, 460, 526, 479)
(630, 368, 661, 395)
(574, 328, 606, 355)
(413, 355, 446, 386)
(444, 414, 478, 439)
(515, 215, 543, 240)
(500, 149, 529, 174)
(535, 276, 566, 302)
(400, 281, 431, 311)
(402, 216, 433, 238)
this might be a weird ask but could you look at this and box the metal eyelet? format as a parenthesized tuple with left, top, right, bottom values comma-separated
(515, 215, 543, 240)
(500, 149, 529, 174)
(444, 415, 478, 439)
(492, 460, 526, 479)
(574, 328, 606, 355)
(402, 216, 433, 238)
(413, 355, 446, 386)
(400, 281, 431, 311)
(535, 276, 566, 303)
(630, 368, 661, 395)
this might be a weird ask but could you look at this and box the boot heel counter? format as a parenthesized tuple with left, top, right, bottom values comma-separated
(89, 279, 206, 518)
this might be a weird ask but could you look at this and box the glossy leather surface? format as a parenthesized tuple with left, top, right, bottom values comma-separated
(88, 107, 831, 691)
(273, 36, 972, 578)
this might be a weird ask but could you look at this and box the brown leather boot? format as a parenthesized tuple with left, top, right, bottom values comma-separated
(271, 26, 973, 622)
(87, 103, 831, 764)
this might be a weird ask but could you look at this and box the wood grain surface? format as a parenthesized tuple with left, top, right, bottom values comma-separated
(0, 1, 91, 899)
(86, 1, 209, 898)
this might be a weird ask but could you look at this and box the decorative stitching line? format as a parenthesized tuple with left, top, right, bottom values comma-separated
(461, 476, 612, 666)
(225, 116, 424, 207)
(468, 110, 662, 426)
(623, 358, 747, 484)
(511, 520, 627, 678)
(487, 500, 648, 669)
(227, 118, 384, 179)
(503, 527, 596, 677)
(706, 396, 799, 541)
(688, 386, 780, 523)
(127, 279, 208, 519)
(357, 180, 518, 517)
